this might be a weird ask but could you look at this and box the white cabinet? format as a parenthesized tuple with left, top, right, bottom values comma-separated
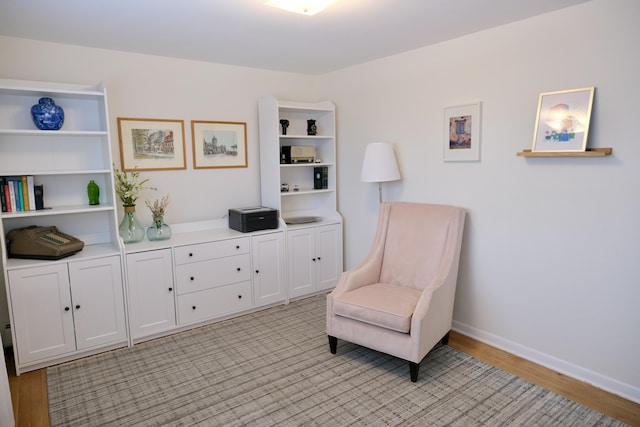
(7, 256, 126, 370)
(0, 79, 126, 374)
(252, 231, 286, 307)
(287, 223, 342, 299)
(126, 249, 176, 340)
(258, 97, 343, 299)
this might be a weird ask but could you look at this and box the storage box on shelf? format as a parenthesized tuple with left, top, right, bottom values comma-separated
(258, 96, 343, 298)
(0, 79, 126, 374)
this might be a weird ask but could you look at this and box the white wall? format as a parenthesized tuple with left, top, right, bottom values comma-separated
(1, 0, 639, 404)
(321, 0, 640, 402)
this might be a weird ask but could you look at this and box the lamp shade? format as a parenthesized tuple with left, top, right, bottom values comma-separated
(360, 142, 401, 183)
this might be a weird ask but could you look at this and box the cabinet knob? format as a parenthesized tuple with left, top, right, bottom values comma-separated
(64, 306, 70, 312)
(237, 267, 241, 271)
(236, 245, 240, 249)
(190, 276, 194, 281)
(192, 305, 196, 310)
(238, 295, 242, 299)
(168, 287, 173, 292)
(255, 270, 259, 274)
(317, 257, 321, 261)
(75, 304, 81, 310)
(189, 252, 193, 257)
(312, 258, 316, 262)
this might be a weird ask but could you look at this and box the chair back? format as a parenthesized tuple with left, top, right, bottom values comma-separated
(379, 202, 463, 291)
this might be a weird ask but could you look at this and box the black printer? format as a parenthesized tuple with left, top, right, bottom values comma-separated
(228, 207, 279, 233)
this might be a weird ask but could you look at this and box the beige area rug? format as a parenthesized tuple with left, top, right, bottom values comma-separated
(48, 295, 626, 426)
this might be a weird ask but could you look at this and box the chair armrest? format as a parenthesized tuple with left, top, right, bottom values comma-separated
(329, 255, 382, 297)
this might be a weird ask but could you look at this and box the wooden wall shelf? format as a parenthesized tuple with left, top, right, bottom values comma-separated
(517, 148, 612, 157)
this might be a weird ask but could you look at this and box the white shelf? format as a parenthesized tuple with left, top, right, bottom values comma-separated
(0, 129, 108, 136)
(259, 96, 341, 221)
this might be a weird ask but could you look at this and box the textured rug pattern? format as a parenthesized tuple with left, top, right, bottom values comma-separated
(48, 295, 625, 426)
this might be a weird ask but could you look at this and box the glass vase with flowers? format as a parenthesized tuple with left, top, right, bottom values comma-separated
(145, 194, 172, 241)
(113, 167, 154, 243)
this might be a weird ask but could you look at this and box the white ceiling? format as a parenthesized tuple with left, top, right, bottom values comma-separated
(0, 0, 590, 75)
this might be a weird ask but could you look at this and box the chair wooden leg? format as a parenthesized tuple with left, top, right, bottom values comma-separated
(441, 331, 450, 345)
(328, 335, 337, 354)
(409, 361, 419, 382)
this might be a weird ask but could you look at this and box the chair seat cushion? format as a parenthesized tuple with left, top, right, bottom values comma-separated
(333, 283, 422, 333)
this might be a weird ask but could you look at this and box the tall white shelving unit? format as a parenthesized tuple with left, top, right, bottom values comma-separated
(0, 79, 127, 374)
(258, 97, 343, 298)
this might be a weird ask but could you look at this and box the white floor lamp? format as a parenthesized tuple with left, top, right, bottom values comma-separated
(360, 142, 401, 203)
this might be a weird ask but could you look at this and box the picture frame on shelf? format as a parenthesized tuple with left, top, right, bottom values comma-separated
(191, 121, 248, 169)
(117, 118, 186, 171)
(443, 101, 482, 161)
(531, 87, 595, 153)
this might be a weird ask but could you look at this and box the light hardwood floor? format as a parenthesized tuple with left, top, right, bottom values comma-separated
(5, 331, 640, 427)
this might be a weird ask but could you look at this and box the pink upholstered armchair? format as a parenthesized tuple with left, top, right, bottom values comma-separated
(326, 202, 466, 382)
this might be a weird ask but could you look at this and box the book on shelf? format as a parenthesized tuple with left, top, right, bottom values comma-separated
(313, 166, 328, 190)
(0, 176, 39, 212)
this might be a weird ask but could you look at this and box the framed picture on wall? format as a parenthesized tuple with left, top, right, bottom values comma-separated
(191, 121, 248, 169)
(443, 102, 482, 161)
(117, 118, 186, 171)
(531, 87, 595, 153)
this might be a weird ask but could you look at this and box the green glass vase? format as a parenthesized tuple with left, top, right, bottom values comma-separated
(87, 180, 100, 205)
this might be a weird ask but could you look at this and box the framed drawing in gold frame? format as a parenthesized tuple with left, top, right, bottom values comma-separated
(191, 121, 248, 169)
(117, 118, 186, 171)
(532, 87, 595, 153)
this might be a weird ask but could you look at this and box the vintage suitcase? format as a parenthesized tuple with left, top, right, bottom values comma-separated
(228, 207, 279, 233)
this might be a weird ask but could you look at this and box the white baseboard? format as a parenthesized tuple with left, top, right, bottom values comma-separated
(452, 320, 640, 404)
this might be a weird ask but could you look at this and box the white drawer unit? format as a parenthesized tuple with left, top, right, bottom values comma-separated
(177, 281, 252, 324)
(174, 236, 253, 326)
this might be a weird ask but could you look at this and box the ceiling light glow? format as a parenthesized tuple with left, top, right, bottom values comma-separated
(266, 0, 336, 16)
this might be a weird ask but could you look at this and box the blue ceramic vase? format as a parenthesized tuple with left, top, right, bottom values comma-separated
(31, 97, 64, 130)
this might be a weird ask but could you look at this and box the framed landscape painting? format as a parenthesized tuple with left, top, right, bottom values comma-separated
(118, 118, 186, 171)
(191, 121, 248, 169)
(531, 87, 595, 153)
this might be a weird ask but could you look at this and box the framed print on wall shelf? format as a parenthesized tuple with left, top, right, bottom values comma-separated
(118, 118, 186, 171)
(531, 87, 595, 153)
(443, 101, 481, 162)
(191, 121, 248, 169)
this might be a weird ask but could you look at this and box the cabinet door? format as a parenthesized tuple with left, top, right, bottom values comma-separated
(252, 232, 286, 307)
(315, 224, 343, 291)
(126, 250, 176, 340)
(287, 228, 315, 298)
(68, 256, 127, 350)
(8, 264, 75, 364)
